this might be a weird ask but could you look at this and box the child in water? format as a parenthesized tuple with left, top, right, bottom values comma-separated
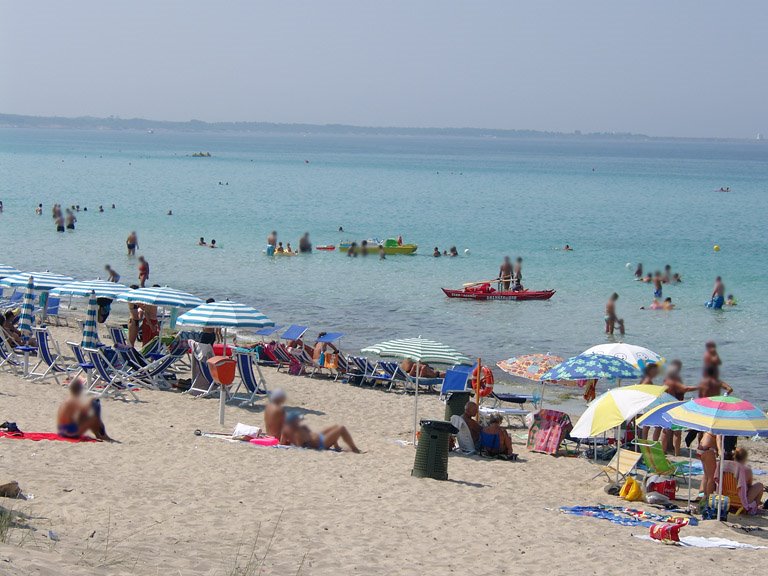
(726, 294, 737, 306)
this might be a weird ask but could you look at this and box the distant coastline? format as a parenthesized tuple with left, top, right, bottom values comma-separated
(0, 112, 746, 142)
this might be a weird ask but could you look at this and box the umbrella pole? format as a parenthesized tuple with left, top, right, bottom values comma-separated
(219, 327, 228, 426)
(717, 434, 725, 521)
(687, 440, 693, 510)
(413, 361, 420, 445)
(615, 427, 621, 484)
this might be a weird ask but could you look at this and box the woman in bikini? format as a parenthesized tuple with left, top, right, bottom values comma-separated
(698, 432, 718, 498)
(127, 285, 142, 347)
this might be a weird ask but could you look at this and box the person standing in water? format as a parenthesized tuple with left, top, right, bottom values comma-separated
(604, 293, 625, 335)
(126, 231, 138, 256)
(707, 276, 725, 309)
(498, 256, 513, 291)
(266, 230, 277, 256)
(138, 256, 149, 287)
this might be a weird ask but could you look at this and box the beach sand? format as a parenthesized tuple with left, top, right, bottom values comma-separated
(1, 325, 767, 575)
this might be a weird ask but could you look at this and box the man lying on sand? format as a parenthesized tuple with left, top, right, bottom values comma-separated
(57, 378, 113, 441)
(280, 412, 360, 453)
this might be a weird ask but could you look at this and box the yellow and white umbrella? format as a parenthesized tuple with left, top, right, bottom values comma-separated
(571, 384, 666, 439)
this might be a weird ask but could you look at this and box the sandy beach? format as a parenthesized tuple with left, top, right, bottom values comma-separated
(0, 325, 765, 575)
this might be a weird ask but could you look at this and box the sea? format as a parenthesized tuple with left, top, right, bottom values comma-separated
(1, 128, 766, 404)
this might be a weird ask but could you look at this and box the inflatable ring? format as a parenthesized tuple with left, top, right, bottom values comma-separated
(471, 366, 495, 397)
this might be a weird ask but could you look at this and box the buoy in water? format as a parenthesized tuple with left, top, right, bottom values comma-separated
(464, 248, 470, 255)
(713, 245, 721, 252)
(625, 262, 633, 269)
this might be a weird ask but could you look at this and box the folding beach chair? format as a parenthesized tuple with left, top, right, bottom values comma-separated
(348, 356, 378, 380)
(0, 291, 22, 311)
(109, 326, 128, 347)
(67, 341, 95, 388)
(29, 327, 68, 384)
(129, 343, 186, 389)
(0, 333, 22, 372)
(635, 440, 689, 486)
(439, 368, 471, 399)
(593, 448, 643, 482)
(369, 361, 408, 391)
(526, 409, 576, 456)
(716, 460, 759, 515)
(186, 353, 218, 397)
(228, 351, 269, 406)
(40, 296, 68, 326)
(85, 347, 139, 401)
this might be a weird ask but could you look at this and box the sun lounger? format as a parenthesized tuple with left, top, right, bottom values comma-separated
(369, 361, 408, 391)
(594, 448, 642, 482)
(228, 351, 269, 406)
(348, 356, 378, 381)
(109, 326, 128, 347)
(491, 390, 542, 410)
(128, 343, 186, 389)
(85, 347, 139, 401)
(186, 353, 218, 397)
(29, 327, 68, 384)
(526, 409, 576, 456)
(67, 341, 95, 388)
(0, 333, 22, 372)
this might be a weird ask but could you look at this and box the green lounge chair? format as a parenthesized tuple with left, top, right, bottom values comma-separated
(636, 440, 690, 486)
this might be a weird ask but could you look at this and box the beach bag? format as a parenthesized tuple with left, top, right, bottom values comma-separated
(619, 477, 643, 502)
(702, 495, 729, 521)
(324, 353, 338, 370)
(646, 476, 677, 500)
(649, 523, 682, 543)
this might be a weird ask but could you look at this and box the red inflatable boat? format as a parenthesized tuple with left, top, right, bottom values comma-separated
(441, 285, 555, 301)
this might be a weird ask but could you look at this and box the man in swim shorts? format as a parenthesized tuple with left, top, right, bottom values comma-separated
(281, 412, 360, 452)
(57, 378, 113, 441)
(126, 231, 138, 256)
(707, 276, 725, 309)
(498, 256, 513, 291)
(604, 293, 625, 335)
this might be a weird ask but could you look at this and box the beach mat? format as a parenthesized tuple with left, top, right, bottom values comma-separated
(559, 505, 697, 528)
(0, 431, 98, 443)
(634, 534, 765, 549)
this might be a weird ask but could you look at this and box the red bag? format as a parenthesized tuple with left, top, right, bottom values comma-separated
(647, 479, 677, 500)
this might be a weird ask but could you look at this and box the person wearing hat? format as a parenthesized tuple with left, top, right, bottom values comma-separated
(281, 412, 360, 453)
(264, 389, 287, 438)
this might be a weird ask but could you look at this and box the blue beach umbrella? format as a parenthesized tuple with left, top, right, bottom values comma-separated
(636, 400, 685, 429)
(81, 292, 102, 349)
(0, 265, 21, 279)
(176, 300, 274, 334)
(540, 354, 641, 382)
(116, 286, 204, 308)
(52, 279, 129, 300)
(16, 276, 36, 337)
(0, 271, 74, 291)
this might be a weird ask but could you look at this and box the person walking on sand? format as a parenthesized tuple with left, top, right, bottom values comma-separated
(126, 231, 138, 256)
(138, 256, 149, 287)
(604, 293, 625, 335)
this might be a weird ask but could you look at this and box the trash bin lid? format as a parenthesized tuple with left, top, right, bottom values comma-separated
(419, 420, 458, 434)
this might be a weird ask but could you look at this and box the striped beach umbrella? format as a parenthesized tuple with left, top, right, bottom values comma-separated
(116, 286, 204, 308)
(81, 292, 101, 349)
(0, 271, 74, 291)
(0, 265, 21, 279)
(362, 337, 469, 444)
(663, 396, 768, 520)
(16, 276, 36, 336)
(177, 300, 274, 347)
(571, 384, 666, 439)
(52, 279, 129, 300)
(582, 343, 664, 370)
(636, 400, 686, 429)
(541, 354, 641, 382)
(663, 396, 768, 437)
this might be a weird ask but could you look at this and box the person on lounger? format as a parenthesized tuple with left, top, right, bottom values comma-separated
(57, 378, 113, 441)
(264, 389, 287, 438)
(399, 358, 444, 379)
(281, 412, 360, 453)
(481, 413, 515, 458)
(313, 333, 338, 367)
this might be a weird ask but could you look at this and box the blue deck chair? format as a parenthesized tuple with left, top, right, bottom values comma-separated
(85, 347, 139, 401)
(117, 345, 149, 371)
(67, 341, 95, 388)
(349, 356, 378, 377)
(439, 368, 471, 399)
(109, 326, 128, 347)
(40, 296, 67, 326)
(130, 343, 186, 389)
(369, 361, 409, 391)
(0, 333, 22, 372)
(0, 291, 23, 310)
(228, 351, 269, 406)
(29, 327, 67, 384)
(186, 353, 217, 397)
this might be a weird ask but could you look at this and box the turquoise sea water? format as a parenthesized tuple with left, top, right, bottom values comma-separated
(0, 128, 766, 403)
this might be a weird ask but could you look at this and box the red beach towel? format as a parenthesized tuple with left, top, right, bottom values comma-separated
(0, 431, 98, 443)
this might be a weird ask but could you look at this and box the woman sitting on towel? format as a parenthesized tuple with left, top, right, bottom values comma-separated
(57, 378, 113, 442)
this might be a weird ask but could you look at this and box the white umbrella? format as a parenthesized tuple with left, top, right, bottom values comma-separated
(177, 300, 274, 425)
(582, 343, 664, 369)
(361, 337, 469, 444)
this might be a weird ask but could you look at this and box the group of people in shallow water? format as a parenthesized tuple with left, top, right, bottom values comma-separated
(36, 202, 116, 233)
(265, 231, 313, 256)
(433, 246, 459, 258)
(497, 256, 524, 291)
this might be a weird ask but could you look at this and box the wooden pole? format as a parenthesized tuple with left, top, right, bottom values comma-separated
(474, 358, 482, 420)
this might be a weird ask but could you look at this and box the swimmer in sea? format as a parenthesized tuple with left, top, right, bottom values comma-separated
(378, 245, 386, 259)
(652, 272, 663, 299)
(662, 264, 672, 283)
(605, 293, 625, 335)
(642, 273, 652, 283)
(641, 298, 663, 310)
(634, 263, 643, 279)
(198, 237, 207, 246)
(35, 203, 42, 215)
(449, 246, 458, 257)
(433, 247, 441, 257)
(105, 264, 120, 283)
(276, 242, 285, 254)
(726, 294, 737, 306)
(126, 231, 138, 256)
(210, 239, 217, 249)
(662, 297, 675, 310)
(563, 244, 573, 251)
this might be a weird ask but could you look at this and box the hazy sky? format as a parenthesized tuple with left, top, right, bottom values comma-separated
(1, 1, 765, 137)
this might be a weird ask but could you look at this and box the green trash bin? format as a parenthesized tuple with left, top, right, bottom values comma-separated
(444, 391, 472, 421)
(412, 420, 458, 481)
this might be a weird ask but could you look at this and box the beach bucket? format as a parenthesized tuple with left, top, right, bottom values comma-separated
(412, 420, 458, 481)
(207, 356, 236, 385)
(444, 391, 471, 421)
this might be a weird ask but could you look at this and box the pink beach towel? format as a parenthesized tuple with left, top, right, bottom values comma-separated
(0, 431, 98, 443)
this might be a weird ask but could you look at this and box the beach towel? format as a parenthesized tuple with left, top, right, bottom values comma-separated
(0, 431, 98, 443)
(559, 506, 696, 528)
(527, 409, 573, 455)
(634, 534, 765, 549)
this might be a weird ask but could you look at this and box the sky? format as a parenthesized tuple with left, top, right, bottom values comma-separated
(1, 1, 766, 138)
